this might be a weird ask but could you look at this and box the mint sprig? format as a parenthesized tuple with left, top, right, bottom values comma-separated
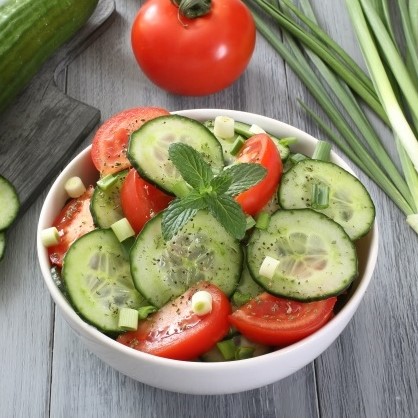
(161, 143, 267, 241)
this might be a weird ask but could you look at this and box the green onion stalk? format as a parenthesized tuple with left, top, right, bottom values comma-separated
(244, 0, 418, 235)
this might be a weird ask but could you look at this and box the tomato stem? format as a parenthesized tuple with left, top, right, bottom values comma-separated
(171, 0, 212, 19)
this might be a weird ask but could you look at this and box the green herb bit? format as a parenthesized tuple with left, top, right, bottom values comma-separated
(235, 346, 255, 360)
(255, 211, 271, 230)
(97, 173, 118, 190)
(232, 291, 252, 307)
(230, 135, 246, 156)
(312, 140, 332, 162)
(311, 182, 330, 209)
(137, 306, 157, 320)
(217, 339, 237, 361)
(289, 153, 308, 164)
(279, 136, 298, 146)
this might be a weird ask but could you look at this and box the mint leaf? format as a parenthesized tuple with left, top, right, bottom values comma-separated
(210, 173, 233, 195)
(161, 191, 207, 240)
(168, 143, 213, 190)
(163, 142, 269, 242)
(204, 194, 247, 240)
(222, 163, 267, 196)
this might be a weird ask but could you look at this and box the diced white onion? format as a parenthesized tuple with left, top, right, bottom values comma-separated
(65, 176, 86, 198)
(41, 227, 60, 247)
(191, 290, 213, 315)
(259, 256, 280, 279)
(214, 116, 235, 139)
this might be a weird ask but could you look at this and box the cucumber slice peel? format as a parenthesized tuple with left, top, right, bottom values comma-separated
(0, 175, 20, 231)
(247, 209, 358, 301)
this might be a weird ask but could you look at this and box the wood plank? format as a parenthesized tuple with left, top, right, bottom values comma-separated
(295, 1, 418, 416)
(0, 196, 54, 418)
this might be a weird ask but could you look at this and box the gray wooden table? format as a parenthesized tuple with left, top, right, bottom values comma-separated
(1, 0, 417, 417)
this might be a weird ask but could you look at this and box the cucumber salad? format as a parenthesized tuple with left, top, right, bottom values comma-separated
(41, 107, 375, 362)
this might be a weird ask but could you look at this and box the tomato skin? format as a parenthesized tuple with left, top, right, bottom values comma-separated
(235, 134, 283, 215)
(131, 0, 256, 96)
(120, 168, 174, 234)
(117, 282, 231, 360)
(48, 187, 95, 267)
(91, 107, 170, 176)
(229, 293, 337, 346)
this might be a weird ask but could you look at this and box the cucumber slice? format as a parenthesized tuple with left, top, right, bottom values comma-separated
(62, 228, 146, 333)
(130, 210, 243, 308)
(246, 209, 358, 301)
(90, 169, 128, 228)
(0, 175, 20, 231)
(128, 115, 224, 195)
(278, 159, 375, 240)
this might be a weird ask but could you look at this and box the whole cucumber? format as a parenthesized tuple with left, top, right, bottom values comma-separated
(0, 0, 99, 114)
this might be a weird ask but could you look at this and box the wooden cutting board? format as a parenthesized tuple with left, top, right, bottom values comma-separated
(0, 0, 115, 216)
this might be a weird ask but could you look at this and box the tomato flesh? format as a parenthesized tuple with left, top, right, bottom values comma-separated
(131, 0, 256, 95)
(91, 107, 169, 176)
(120, 168, 174, 234)
(229, 293, 337, 346)
(117, 282, 231, 360)
(48, 187, 95, 267)
(235, 134, 283, 215)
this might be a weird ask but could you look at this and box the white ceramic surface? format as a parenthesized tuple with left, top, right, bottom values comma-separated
(37, 109, 379, 395)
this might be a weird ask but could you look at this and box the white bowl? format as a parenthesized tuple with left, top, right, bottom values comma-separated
(37, 109, 378, 395)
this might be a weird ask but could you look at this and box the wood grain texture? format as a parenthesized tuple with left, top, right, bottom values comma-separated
(0, 0, 116, 215)
(0, 0, 417, 417)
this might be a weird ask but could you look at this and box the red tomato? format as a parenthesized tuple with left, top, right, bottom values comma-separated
(91, 107, 170, 176)
(131, 0, 256, 96)
(48, 187, 95, 267)
(235, 134, 282, 215)
(120, 168, 174, 234)
(117, 282, 231, 360)
(229, 293, 337, 346)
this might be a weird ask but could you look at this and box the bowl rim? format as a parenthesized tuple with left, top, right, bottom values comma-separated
(37, 108, 379, 372)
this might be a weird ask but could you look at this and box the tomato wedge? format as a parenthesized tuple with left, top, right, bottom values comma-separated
(117, 282, 231, 360)
(229, 293, 337, 346)
(120, 168, 174, 234)
(48, 186, 95, 267)
(91, 107, 170, 176)
(235, 134, 282, 215)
